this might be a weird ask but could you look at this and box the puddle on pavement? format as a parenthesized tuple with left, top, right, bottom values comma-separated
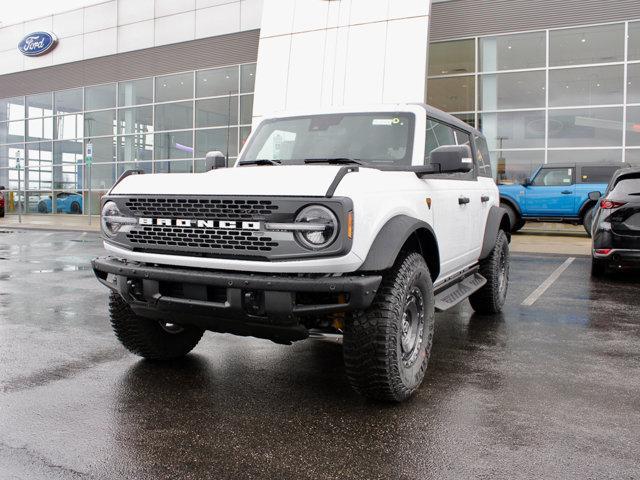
(30, 265, 91, 274)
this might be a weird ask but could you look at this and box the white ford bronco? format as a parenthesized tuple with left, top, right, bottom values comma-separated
(93, 104, 511, 402)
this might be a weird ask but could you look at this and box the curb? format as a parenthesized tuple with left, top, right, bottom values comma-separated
(0, 224, 100, 234)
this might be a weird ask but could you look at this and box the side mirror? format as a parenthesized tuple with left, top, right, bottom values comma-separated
(521, 177, 532, 187)
(430, 145, 473, 174)
(588, 191, 602, 201)
(205, 151, 227, 170)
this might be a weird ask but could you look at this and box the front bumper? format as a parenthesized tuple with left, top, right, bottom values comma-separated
(92, 256, 381, 343)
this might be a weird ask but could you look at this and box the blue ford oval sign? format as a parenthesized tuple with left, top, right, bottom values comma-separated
(17, 32, 58, 57)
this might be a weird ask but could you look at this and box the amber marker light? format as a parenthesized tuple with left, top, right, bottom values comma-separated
(347, 211, 354, 239)
(426, 197, 432, 209)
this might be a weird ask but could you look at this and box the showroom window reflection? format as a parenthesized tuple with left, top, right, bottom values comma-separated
(428, 20, 640, 183)
(0, 63, 256, 215)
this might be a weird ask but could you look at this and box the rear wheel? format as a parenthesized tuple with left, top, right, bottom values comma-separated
(343, 252, 435, 402)
(582, 208, 595, 237)
(70, 201, 82, 214)
(0, 206, 4, 218)
(501, 202, 523, 233)
(469, 230, 510, 314)
(591, 258, 607, 278)
(109, 292, 204, 360)
(37, 201, 48, 213)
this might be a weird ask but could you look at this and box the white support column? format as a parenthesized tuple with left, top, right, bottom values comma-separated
(253, 0, 432, 122)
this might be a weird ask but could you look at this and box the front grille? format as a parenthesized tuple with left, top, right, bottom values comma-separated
(127, 225, 278, 252)
(125, 197, 279, 219)
(108, 194, 351, 261)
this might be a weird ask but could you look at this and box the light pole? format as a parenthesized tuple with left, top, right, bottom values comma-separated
(16, 150, 22, 223)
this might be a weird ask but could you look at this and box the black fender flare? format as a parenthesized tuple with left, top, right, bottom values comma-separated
(480, 206, 511, 260)
(578, 197, 598, 220)
(499, 195, 522, 216)
(358, 215, 440, 279)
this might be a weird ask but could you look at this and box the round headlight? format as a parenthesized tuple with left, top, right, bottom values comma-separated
(101, 201, 123, 237)
(294, 205, 339, 250)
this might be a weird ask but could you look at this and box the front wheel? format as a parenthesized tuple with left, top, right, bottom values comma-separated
(343, 252, 435, 402)
(501, 203, 523, 233)
(469, 230, 510, 314)
(109, 292, 204, 360)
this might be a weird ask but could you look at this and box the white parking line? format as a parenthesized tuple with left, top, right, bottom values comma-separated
(521, 257, 576, 306)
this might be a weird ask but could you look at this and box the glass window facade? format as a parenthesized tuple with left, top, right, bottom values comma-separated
(479, 31, 546, 72)
(428, 20, 640, 183)
(0, 63, 256, 215)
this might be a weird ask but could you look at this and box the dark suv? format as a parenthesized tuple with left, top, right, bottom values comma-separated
(590, 167, 640, 276)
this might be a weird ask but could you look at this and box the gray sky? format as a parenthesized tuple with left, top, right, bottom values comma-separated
(0, 0, 105, 26)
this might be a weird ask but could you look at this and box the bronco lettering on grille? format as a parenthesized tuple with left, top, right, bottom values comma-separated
(138, 218, 261, 230)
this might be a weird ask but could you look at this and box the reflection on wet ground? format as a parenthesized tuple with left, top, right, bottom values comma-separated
(0, 230, 639, 479)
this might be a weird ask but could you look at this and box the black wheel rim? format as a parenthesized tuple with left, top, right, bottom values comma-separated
(159, 322, 184, 334)
(401, 286, 425, 368)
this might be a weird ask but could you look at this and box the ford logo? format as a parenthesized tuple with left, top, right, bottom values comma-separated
(17, 32, 58, 57)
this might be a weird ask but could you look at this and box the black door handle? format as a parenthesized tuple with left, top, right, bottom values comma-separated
(561, 190, 572, 194)
(459, 196, 470, 205)
(481, 195, 490, 203)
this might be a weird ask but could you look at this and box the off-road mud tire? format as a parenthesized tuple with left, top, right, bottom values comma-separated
(109, 292, 204, 360)
(501, 202, 524, 233)
(343, 252, 435, 402)
(469, 230, 510, 314)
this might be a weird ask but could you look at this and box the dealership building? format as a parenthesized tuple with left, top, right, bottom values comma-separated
(0, 0, 639, 216)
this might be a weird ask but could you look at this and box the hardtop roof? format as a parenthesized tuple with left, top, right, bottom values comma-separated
(419, 103, 481, 136)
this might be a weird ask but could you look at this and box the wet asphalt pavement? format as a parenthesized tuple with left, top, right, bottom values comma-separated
(0, 229, 639, 480)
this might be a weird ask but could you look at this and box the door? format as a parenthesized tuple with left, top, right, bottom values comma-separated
(423, 119, 476, 278)
(472, 134, 496, 257)
(525, 167, 576, 216)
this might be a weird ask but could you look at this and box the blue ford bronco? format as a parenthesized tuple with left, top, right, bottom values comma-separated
(499, 164, 619, 236)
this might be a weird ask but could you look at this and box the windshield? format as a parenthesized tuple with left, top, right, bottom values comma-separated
(241, 112, 415, 166)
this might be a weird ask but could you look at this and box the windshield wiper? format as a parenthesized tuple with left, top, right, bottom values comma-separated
(304, 158, 365, 166)
(238, 159, 282, 166)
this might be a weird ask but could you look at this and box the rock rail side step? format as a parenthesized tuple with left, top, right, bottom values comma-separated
(434, 273, 487, 311)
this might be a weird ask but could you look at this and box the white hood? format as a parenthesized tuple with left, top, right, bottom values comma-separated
(110, 165, 347, 197)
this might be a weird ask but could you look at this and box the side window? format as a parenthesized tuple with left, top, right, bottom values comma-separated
(532, 168, 574, 186)
(579, 166, 618, 184)
(425, 119, 456, 163)
(454, 129, 471, 148)
(474, 135, 493, 178)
